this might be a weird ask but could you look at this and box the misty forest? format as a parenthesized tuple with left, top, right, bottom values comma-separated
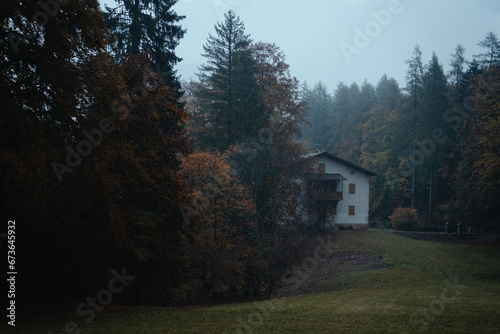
(1, 1, 499, 333)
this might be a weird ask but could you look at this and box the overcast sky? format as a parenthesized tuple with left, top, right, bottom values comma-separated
(101, 0, 500, 91)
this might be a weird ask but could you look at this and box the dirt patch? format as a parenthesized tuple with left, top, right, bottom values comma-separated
(275, 250, 392, 297)
(273, 230, 500, 298)
(392, 231, 500, 245)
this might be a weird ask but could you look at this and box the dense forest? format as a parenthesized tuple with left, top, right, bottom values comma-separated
(1, 0, 498, 305)
(300, 37, 499, 230)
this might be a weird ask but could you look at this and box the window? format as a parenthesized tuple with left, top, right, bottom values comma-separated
(350, 170, 355, 175)
(349, 206, 355, 215)
(318, 163, 325, 174)
(349, 184, 356, 194)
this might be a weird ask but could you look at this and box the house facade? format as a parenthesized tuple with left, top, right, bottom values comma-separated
(301, 152, 376, 230)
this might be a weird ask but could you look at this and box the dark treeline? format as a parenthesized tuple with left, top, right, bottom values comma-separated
(1, 0, 498, 306)
(300, 35, 499, 229)
(1, 3, 312, 305)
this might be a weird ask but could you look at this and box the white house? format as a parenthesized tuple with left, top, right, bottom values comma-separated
(301, 152, 377, 230)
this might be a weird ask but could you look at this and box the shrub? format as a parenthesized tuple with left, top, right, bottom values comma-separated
(389, 208, 420, 231)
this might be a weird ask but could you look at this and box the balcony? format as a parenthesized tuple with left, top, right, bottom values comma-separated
(308, 189, 343, 201)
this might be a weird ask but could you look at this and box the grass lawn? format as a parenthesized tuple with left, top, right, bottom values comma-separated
(7, 231, 500, 333)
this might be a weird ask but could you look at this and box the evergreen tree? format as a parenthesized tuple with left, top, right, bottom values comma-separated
(359, 80, 377, 113)
(362, 74, 403, 219)
(244, 42, 309, 233)
(376, 74, 401, 110)
(405, 44, 424, 209)
(475, 31, 500, 69)
(196, 10, 265, 151)
(104, 0, 186, 87)
(448, 44, 466, 100)
(420, 52, 450, 224)
(452, 68, 500, 230)
(301, 82, 333, 151)
(1, 0, 191, 302)
(329, 82, 351, 153)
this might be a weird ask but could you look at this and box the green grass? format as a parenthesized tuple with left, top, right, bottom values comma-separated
(8, 231, 500, 333)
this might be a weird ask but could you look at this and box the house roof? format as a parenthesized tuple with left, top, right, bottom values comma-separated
(303, 152, 377, 177)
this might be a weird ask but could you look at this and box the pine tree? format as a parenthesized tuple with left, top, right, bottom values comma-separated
(301, 82, 333, 151)
(449, 44, 466, 100)
(452, 68, 500, 230)
(475, 31, 500, 69)
(1, 0, 191, 302)
(330, 82, 351, 153)
(362, 74, 403, 219)
(104, 0, 186, 87)
(196, 10, 265, 151)
(376, 74, 401, 110)
(420, 52, 450, 224)
(405, 44, 424, 209)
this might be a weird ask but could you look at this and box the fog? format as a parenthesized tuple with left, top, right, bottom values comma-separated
(149, 0, 500, 88)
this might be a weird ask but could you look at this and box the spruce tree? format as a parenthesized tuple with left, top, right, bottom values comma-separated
(421, 52, 450, 224)
(475, 31, 500, 69)
(196, 10, 265, 151)
(405, 44, 424, 209)
(104, 0, 186, 87)
(449, 44, 466, 100)
(301, 82, 333, 151)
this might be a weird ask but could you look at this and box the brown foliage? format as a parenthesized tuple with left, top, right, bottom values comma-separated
(177, 152, 258, 299)
(389, 208, 420, 231)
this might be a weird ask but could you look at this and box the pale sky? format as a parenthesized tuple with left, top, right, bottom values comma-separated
(101, 0, 500, 91)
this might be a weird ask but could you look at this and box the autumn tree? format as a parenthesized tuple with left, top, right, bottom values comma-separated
(0, 0, 121, 296)
(221, 43, 312, 294)
(452, 68, 500, 230)
(1, 1, 191, 303)
(361, 75, 403, 219)
(226, 42, 309, 233)
(177, 152, 258, 299)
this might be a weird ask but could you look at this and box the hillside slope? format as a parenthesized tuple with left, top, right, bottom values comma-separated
(10, 231, 500, 334)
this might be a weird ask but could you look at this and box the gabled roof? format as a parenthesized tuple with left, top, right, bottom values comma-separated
(303, 152, 377, 177)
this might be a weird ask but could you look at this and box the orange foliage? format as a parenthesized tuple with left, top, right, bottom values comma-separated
(389, 208, 420, 231)
(177, 152, 258, 299)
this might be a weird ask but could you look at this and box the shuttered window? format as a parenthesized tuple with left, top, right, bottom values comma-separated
(318, 163, 325, 174)
(349, 184, 355, 194)
(349, 206, 355, 215)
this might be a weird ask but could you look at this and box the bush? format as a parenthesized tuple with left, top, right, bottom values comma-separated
(389, 208, 420, 231)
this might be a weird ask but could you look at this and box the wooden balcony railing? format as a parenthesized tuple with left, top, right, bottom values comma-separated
(308, 190, 343, 201)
